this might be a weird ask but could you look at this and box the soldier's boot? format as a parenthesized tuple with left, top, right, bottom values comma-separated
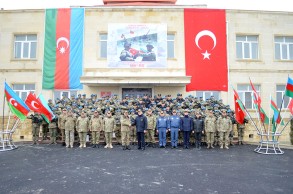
(123, 145, 126, 150)
(109, 144, 113, 149)
(70, 143, 74, 148)
(207, 143, 210, 149)
(104, 144, 109, 148)
(83, 143, 87, 148)
(79, 143, 83, 148)
(127, 145, 131, 150)
(92, 144, 96, 148)
(225, 145, 229, 149)
(211, 144, 215, 149)
(220, 145, 223, 149)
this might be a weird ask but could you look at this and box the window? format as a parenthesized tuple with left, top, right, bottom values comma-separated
(167, 34, 175, 58)
(13, 84, 35, 101)
(54, 91, 77, 101)
(14, 34, 37, 59)
(237, 84, 260, 109)
(236, 35, 259, 60)
(195, 91, 220, 100)
(99, 33, 107, 58)
(274, 36, 293, 60)
(276, 85, 290, 108)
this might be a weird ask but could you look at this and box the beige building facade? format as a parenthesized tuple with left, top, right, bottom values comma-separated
(0, 7, 292, 144)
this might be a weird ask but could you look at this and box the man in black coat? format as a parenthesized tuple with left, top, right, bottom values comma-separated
(193, 111, 205, 150)
(133, 109, 148, 150)
(180, 109, 193, 149)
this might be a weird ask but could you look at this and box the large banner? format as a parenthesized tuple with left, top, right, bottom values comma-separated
(184, 9, 228, 91)
(42, 8, 84, 90)
(107, 23, 167, 68)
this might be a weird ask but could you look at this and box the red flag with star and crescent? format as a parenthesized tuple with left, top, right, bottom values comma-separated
(25, 92, 53, 121)
(184, 9, 227, 91)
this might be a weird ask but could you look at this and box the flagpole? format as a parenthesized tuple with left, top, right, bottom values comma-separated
(3, 80, 7, 134)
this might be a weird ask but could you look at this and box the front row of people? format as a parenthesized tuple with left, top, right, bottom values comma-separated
(29, 108, 237, 150)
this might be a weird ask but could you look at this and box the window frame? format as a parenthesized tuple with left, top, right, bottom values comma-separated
(167, 33, 175, 59)
(274, 36, 293, 61)
(13, 34, 37, 60)
(194, 91, 220, 101)
(12, 83, 36, 101)
(276, 84, 290, 109)
(236, 35, 259, 60)
(237, 84, 260, 110)
(99, 33, 108, 59)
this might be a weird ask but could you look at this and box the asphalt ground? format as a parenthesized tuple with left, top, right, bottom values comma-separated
(0, 143, 292, 194)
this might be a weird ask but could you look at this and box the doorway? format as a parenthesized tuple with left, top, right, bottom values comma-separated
(122, 88, 152, 99)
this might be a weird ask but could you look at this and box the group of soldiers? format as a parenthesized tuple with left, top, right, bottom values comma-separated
(28, 93, 247, 150)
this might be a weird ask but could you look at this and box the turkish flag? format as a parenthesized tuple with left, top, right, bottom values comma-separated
(234, 94, 245, 124)
(184, 9, 228, 91)
(288, 98, 293, 115)
(25, 92, 53, 121)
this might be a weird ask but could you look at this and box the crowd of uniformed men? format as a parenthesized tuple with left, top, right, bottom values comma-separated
(28, 93, 247, 150)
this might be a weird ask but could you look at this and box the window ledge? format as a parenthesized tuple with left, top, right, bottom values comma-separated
(236, 59, 262, 62)
(274, 59, 293, 62)
(10, 58, 38, 62)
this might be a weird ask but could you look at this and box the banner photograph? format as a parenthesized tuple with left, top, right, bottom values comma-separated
(107, 23, 167, 68)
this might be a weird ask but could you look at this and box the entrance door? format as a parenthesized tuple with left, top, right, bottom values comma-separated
(122, 88, 152, 98)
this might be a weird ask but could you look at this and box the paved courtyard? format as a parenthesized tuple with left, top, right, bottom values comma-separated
(1, 144, 293, 194)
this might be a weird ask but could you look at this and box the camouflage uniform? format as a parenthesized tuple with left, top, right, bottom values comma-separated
(120, 112, 131, 149)
(237, 123, 245, 145)
(204, 113, 216, 148)
(130, 112, 137, 144)
(217, 113, 232, 149)
(145, 111, 157, 147)
(114, 112, 122, 145)
(58, 110, 67, 142)
(103, 113, 115, 148)
(28, 113, 43, 145)
(48, 118, 58, 144)
(64, 113, 76, 148)
(41, 120, 49, 140)
(76, 113, 89, 148)
(90, 112, 103, 148)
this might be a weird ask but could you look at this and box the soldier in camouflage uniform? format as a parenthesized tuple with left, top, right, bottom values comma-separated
(114, 110, 122, 145)
(129, 110, 137, 145)
(103, 111, 115, 148)
(76, 111, 89, 148)
(64, 110, 76, 148)
(28, 112, 43, 145)
(90, 110, 103, 148)
(217, 110, 233, 149)
(204, 109, 216, 149)
(237, 121, 246, 145)
(48, 117, 58, 144)
(58, 108, 67, 144)
(120, 110, 132, 150)
(145, 109, 156, 148)
(41, 119, 49, 141)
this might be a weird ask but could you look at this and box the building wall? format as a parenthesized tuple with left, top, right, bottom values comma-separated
(0, 8, 292, 144)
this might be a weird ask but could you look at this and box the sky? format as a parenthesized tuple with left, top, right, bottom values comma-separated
(0, 0, 292, 12)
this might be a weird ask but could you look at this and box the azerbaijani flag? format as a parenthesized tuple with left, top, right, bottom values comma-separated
(42, 8, 84, 90)
(285, 76, 293, 98)
(270, 97, 284, 124)
(4, 82, 30, 121)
